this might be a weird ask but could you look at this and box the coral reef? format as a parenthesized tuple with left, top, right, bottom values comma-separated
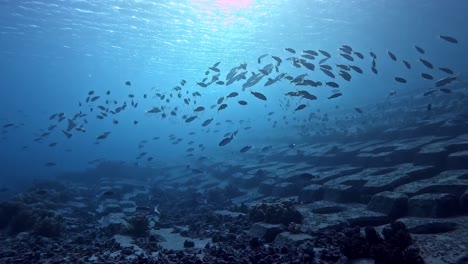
(340, 222, 424, 264)
(249, 202, 303, 225)
(126, 214, 150, 237)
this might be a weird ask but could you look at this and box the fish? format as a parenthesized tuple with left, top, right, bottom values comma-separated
(202, 118, 214, 127)
(354, 108, 364, 114)
(354, 51, 364, 59)
(285, 48, 296, 53)
(133, 120, 138, 125)
(349, 65, 363, 74)
(388, 51, 397, 61)
(96, 132, 111, 140)
(394, 77, 407, 83)
(419, 58, 433, 69)
(321, 69, 335, 78)
(62, 129, 72, 139)
(194, 106, 205, 112)
(3, 123, 14, 128)
(319, 50, 331, 57)
(217, 97, 224, 104)
(340, 53, 354, 61)
(90, 96, 100, 102)
(421, 73, 433, 80)
(402, 60, 411, 69)
(414, 45, 425, 54)
(303, 50, 318, 56)
(185, 116, 197, 123)
(294, 104, 307, 111)
(370, 51, 377, 59)
(218, 104, 228, 112)
(226, 92, 239, 99)
(219, 135, 234, 146)
(272, 56, 282, 66)
(339, 70, 352, 81)
(192, 169, 205, 174)
(439, 35, 458, 44)
(325, 82, 339, 88)
(427, 103, 432, 111)
(238, 100, 248, 105)
(440, 88, 452, 94)
(240, 146, 253, 153)
(251, 91, 267, 101)
(328, 93, 343, 99)
(258, 54, 268, 64)
(45, 162, 56, 167)
(371, 67, 378, 74)
(423, 89, 437, 96)
(439, 67, 454, 74)
(49, 142, 58, 147)
(435, 76, 457, 87)
(125, 81, 131, 86)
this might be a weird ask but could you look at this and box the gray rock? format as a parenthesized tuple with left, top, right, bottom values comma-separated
(271, 182, 301, 197)
(258, 179, 276, 196)
(408, 193, 459, 218)
(273, 231, 313, 246)
(298, 184, 323, 204)
(249, 222, 284, 243)
(367, 191, 408, 219)
(323, 184, 357, 203)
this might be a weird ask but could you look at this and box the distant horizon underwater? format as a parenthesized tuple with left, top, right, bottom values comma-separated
(1, 0, 468, 263)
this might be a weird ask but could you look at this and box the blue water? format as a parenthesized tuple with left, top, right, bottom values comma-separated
(0, 0, 467, 188)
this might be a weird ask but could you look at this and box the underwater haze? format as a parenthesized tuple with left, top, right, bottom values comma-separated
(1, 0, 467, 182)
(2, 0, 468, 263)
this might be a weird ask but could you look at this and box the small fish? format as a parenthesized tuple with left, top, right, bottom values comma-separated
(90, 96, 100, 102)
(439, 35, 458, 44)
(423, 89, 438, 96)
(294, 104, 307, 111)
(340, 53, 354, 61)
(419, 58, 433, 69)
(238, 100, 248, 105)
(125, 81, 131, 86)
(349, 65, 363, 74)
(251, 91, 267, 101)
(202, 118, 213, 127)
(185, 116, 197, 123)
(106, 90, 111, 95)
(45, 162, 56, 167)
(285, 48, 296, 53)
(439, 67, 454, 74)
(328, 93, 343, 99)
(258, 54, 269, 64)
(440, 88, 452, 94)
(421, 73, 433, 80)
(240, 146, 253, 153)
(387, 51, 397, 61)
(319, 50, 331, 57)
(325, 82, 339, 88)
(414, 45, 425, 54)
(194, 106, 205, 112)
(354, 107, 364, 114)
(219, 135, 234, 146)
(427, 103, 432, 111)
(226, 92, 239, 99)
(96, 132, 111, 140)
(354, 51, 364, 59)
(402, 60, 411, 69)
(133, 120, 138, 125)
(218, 104, 228, 112)
(394, 77, 407, 83)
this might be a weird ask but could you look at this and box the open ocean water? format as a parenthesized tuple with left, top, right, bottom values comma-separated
(1, 0, 468, 263)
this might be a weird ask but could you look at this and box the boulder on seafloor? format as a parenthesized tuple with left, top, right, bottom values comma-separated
(367, 191, 408, 219)
(408, 193, 459, 218)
